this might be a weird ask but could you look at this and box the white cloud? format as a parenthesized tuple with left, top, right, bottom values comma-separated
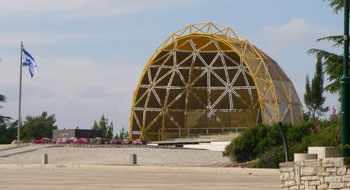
(0, 32, 108, 47)
(0, 0, 193, 19)
(256, 18, 340, 54)
(253, 18, 342, 118)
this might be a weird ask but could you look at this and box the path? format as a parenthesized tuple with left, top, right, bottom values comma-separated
(0, 168, 280, 190)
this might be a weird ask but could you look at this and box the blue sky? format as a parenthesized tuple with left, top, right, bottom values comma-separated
(0, 0, 343, 133)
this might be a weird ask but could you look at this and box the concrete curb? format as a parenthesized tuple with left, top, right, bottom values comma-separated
(0, 164, 279, 175)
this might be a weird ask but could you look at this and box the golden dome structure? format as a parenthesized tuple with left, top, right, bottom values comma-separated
(129, 22, 303, 141)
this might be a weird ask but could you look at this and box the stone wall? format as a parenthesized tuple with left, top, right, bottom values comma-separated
(280, 157, 350, 190)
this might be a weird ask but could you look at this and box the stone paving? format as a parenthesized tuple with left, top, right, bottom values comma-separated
(0, 145, 230, 167)
(0, 144, 280, 189)
(0, 168, 280, 190)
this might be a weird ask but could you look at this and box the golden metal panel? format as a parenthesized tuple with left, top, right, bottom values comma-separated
(129, 22, 303, 141)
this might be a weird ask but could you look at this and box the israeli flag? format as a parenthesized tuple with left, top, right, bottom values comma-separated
(22, 48, 37, 78)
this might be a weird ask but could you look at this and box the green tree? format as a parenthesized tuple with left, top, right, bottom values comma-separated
(106, 122, 114, 140)
(0, 94, 16, 144)
(0, 121, 17, 144)
(91, 115, 114, 139)
(308, 0, 348, 97)
(125, 130, 129, 140)
(119, 127, 125, 139)
(0, 94, 10, 124)
(21, 111, 58, 140)
(304, 58, 329, 118)
(92, 120, 99, 130)
(323, 0, 344, 14)
(0, 124, 11, 144)
(99, 115, 107, 138)
(114, 127, 129, 140)
(119, 127, 128, 139)
(308, 44, 344, 96)
(0, 94, 5, 123)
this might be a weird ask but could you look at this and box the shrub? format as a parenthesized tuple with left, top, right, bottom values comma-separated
(253, 142, 311, 168)
(286, 121, 312, 143)
(223, 110, 341, 168)
(252, 146, 285, 168)
(253, 121, 341, 168)
(223, 124, 261, 162)
(223, 124, 282, 163)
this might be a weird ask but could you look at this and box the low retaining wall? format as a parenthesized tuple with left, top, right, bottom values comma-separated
(280, 157, 350, 190)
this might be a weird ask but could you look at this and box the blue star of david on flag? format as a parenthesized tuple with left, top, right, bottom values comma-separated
(22, 48, 37, 78)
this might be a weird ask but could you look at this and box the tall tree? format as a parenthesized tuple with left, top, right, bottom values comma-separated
(106, 121, 114, 140)
(308, 49, 343, 95)
(323, 0, 344, 14)
(119, 127, 126, 140)
(0, 94, 16, 144)
(115, 127, 129, 140)
(0, 94, 10, 124)
(99, 115, 107, 138)
(92, 120, 99, 130)
(308, 0, 348, 98)
(21, 111, 58, 140)
(91, 115, 114, 139)
(0, 121, 17, 144)
(304, 58, 330, 118)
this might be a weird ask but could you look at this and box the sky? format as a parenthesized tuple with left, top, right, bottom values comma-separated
(0, 0, 343, 134)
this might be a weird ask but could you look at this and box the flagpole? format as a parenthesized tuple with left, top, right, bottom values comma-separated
(18, 42, 23, 146)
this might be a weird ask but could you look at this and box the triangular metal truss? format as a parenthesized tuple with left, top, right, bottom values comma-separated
(129, 22, 303, 141)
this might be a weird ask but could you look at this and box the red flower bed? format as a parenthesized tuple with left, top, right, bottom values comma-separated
(28, 137, 146, 145)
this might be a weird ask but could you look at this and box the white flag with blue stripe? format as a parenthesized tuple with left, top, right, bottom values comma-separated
(22, 48, 37, 78)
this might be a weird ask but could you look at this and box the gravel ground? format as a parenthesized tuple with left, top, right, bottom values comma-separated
(0, 144, 231, 167)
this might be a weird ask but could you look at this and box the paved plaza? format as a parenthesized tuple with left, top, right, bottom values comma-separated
(0, 145, 280, 189)
(0, 145, 230, 166)
(0, 167, 280, 190)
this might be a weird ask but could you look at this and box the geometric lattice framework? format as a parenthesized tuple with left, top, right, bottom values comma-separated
(129, 22, 303, 141)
